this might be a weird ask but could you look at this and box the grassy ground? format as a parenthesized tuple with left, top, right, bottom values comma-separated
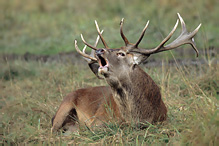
(0, 0, 219, 55)
(0, 58, 218, 145)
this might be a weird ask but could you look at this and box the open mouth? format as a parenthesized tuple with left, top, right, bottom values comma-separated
(98, 56, 108, 67)
(97, 56, 109, 74)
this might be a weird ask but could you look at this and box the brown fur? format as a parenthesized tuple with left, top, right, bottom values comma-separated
(104, 63, 167, 124)
(52, 64, 167, 131)
(52, 49, 168, 132)
(52, 86, 122, 131)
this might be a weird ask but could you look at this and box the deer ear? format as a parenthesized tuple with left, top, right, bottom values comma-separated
(88, 62, 104, 79)
(132, 54, 150, 65)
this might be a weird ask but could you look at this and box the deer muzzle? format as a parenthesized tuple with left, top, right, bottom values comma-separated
(96, 48, 109, 75)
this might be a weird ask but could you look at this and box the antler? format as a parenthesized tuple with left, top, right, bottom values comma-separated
(120, 18, 150, 47)
(133, 20, 150, 48)
(75, 30, 104, 62)
(80, 20, 109, 50)
(75, 40, 97, 61)
(130, 13, 201, 57)
(82, 30, 104, 63)
(95, 20, 109, 49)
(120, 18, 130, 46)
(80, 34, 98, 51)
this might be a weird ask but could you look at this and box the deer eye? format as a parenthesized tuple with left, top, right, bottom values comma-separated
(117, 52, 126, 57)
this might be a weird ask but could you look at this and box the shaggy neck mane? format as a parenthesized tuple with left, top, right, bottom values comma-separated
(106, 65, 162, 122)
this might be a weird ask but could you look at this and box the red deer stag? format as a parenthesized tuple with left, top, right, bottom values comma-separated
(51, 13, 201, 132)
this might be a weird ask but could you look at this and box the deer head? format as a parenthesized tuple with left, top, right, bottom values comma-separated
(75, 13, 201, 80)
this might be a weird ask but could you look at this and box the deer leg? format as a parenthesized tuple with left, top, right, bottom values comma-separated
(52, 97, 77, 131)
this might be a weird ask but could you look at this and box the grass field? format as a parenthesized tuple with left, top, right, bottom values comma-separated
(0, 58, 219, 145)
(0, 0, 218, 145)
(0, 59, 218, 145)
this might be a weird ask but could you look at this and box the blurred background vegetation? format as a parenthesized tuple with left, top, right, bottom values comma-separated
(0, 0, 218, 55)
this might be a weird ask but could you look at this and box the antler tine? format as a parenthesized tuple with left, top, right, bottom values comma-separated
(189, 24, 202, 56)
(152, 19, 179, 51)
(81, 34, 98, 50)
(94, 30, 104, 47)
(130, 13, 201, 57)
(82, 45, 93, 63)
(134, 20, 150, 48)
(157, 13, 201, 57)
(178, 13, 187, 33)
(120, 18, 130, 46)
(130, 19, 178, 54)
(82, 45, 87, 54)
(82, 30, 104, 62)
(75, 40, 97, 61)
(95, 20, 109, 49)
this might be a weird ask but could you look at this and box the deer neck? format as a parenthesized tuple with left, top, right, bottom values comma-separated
(105, 65, 161, 122)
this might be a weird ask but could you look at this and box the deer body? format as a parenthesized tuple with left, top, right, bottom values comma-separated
(51, 13, 201, 131)
(52, 66, 166, 131)
(52, 86, 122, 131)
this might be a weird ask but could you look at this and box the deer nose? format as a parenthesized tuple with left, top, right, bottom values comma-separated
(96, 48, 105, 56)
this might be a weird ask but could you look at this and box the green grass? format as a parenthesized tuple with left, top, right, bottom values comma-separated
(0, 0, 219, 55)
(0, 59, 218, 145)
